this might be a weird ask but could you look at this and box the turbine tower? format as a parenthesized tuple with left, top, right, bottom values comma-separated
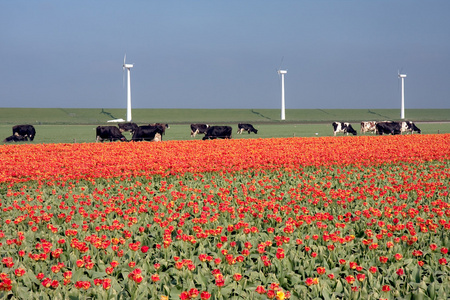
(123, 55, 134, 122)
(278, 69, 287, 120)
(398, 72, 407, 119)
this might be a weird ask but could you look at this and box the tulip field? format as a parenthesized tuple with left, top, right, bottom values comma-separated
(0, 134, 449, 299)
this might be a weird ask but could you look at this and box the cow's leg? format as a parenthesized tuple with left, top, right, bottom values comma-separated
(152, 133, 162, 142)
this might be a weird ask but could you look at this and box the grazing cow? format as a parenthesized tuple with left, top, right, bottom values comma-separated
(203, 126, 232, 140)
(376, 121, 401, 135)
(237, 123, 258, 134)
(12, 124, 36, 141)
(118, 122, 138, 134)
(332, 122, 357, 136)
(3, 135, 27, 143)
(190, 124, 210, 137)
(360, 121, 377, 134)
(148, 123, 169, 135)
(96, 126, 127, 142)
(400, 121, 421, 134)
(131, 125, 165, 142)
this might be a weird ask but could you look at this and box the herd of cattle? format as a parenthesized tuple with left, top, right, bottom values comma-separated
(333, 121, 421, 136)
(95, 123, 258, 141)
(3, 124, 36, 142)
(2, 121, 420, 143)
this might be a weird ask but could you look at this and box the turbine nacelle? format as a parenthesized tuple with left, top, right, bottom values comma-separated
(123, 63, 134, 69)
(278, 70, 287, 75)
(398, 74, 407, 78)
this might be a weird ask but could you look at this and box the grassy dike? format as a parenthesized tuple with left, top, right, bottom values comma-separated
(1, 108, 449, 143)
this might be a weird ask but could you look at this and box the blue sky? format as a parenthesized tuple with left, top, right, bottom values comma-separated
(1, 1, 449, 111)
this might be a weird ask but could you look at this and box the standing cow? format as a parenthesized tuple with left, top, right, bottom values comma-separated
(237, 123, 258, 134)
(376, 121, 401, 135)
(360, 121, 377, 134)
(12, 124, 36, 141)
(131, 125, 164, 142)
(203, 126, 232, 140)
(96, 126, 127, 142)
(332, 122, 357, 136)
(191, 124, 210, 137)
(400, 121, 421, 134)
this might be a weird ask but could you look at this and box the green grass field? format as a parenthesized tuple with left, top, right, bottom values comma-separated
(1, 108, 450, 125)
(1, 108, 449, 143)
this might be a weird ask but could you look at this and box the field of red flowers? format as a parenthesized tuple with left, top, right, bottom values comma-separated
(0, 135, 449, 299)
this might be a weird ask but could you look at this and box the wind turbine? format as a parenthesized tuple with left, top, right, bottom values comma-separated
(277, 68, 287, 120)
(398, 71, 407, 119)
(123, 54, 134, 122)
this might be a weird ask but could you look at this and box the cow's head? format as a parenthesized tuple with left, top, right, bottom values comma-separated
(347, 125, 357, 135)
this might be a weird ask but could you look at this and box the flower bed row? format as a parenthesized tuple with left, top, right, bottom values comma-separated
(1, 134, 449, 184)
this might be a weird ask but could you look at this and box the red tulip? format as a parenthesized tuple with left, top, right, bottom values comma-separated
(200, 291, 211, 299)
(382, 285, 390, 292)
(317, 267, 326, 275)
(256, 285, 266, 294)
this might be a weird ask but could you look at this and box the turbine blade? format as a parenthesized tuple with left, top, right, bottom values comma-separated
(278, 56, 284, 71)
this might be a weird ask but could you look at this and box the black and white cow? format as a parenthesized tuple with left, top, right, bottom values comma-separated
(96, 126, 127, 142)
(332, 122, 357, 136)
(12, 124, 36, 141)
(131, 125, 164, 142)
(3, 135, 27, 143)
(148, 123, 169, 135)
(400, 121, 421, 134)
(376, 121, 401, 135)
(237, 123, 258, 134)
(191, 124, 210, 137)
(360, 121, 377, 134)
(203, 126, 232, 140)
(118, 122, 139, 134)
